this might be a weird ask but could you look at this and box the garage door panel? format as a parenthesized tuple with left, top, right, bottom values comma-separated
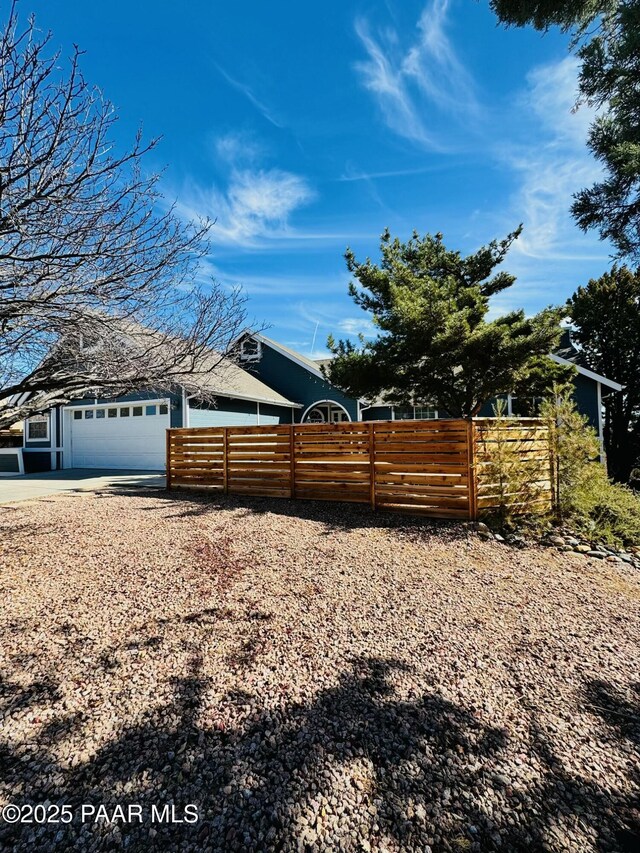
(70, 403, 168, 470)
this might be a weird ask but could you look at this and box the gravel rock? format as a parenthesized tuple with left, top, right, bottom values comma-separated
(1, 491, 639, 853)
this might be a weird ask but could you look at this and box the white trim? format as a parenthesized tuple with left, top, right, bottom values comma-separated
(224, 390, 301, 408)
(506, 393, 513, 417)
(183, 389, 190, 428)
(239, 338, 262, 363)
(550, 354, 623, 391)
(597, 380, 605, 463)
(62, 407, 72, 468)
(50, 408, 57, 470)
(0, 447, 24, 476)
(300, 399, 352, 423)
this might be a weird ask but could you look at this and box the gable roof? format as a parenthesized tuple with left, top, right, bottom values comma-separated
(551, 330, 623, 392)
(237, 331, 325, 378)
(190, 350, 300, 407)
(235, 328, 624, 402)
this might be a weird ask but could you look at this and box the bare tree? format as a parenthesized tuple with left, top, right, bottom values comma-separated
(0, 5, 247, 428)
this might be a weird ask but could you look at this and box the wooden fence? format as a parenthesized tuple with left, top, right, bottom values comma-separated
(166, 418, 552, 520)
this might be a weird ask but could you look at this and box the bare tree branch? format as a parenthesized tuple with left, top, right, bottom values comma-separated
(0, 6, 246, 428)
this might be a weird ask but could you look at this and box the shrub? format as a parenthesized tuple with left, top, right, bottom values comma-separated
(478, 399, 550, 524)
(541, 391, 640, 546)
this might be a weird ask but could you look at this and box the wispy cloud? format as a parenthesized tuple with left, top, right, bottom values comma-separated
(215, 64, 284, 128)
(354, 0, 480, 151)
(178, 168, 314, 247)
(338, 163, 446, 181)
(337, 317, 378, 337)
(354, 18, 437, 149)
(288, 303, 380, 356)
(403, 0, 479, 119)
(504, 56, 606, 262)
(214, 130, 264, 166)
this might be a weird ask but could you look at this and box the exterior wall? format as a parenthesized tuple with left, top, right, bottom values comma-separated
(261, 402, 294, 424)
(248, 345, 359, 422)
(478, 395, 508, 417)
(23, 409, 54, 471)
(23, 450, 53, 473)
(188, 397, 292, 428)
(572, 374, 599, 431)
(362, 405, 393, 421)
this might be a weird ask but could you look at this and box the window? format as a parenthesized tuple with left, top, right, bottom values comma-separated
(414, 406, 438, 420)
(84, 410, 94, 419)
(132, 406, 143, 417)
(394, 406, 414, 421)
(394, 405, 438, 420)
(120, 407, 130, 417)
(307, 407, 326, 423)
(73, 410, 82, 421)
(159, 403, 168, 415)
(96, 409, 105, 419)
(145, 405, 157, 416)
(27, 415, 49, 441)
(239, 338, 261, 362)
(107, 408, 117, 418)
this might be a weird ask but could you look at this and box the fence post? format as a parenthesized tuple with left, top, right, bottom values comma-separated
(467, 420, 478, 521)
(369, 421, 376, 510)
(289, 423, 296, 499)
(165, 429, 172, 490)
(223, 427, 228, 495)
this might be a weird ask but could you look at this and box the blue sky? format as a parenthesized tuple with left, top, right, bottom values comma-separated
(28, 0, 611, 355)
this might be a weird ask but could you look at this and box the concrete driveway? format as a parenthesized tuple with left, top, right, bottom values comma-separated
(0, 469, 166, 505)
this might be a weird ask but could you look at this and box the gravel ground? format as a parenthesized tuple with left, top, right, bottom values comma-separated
(1, 487, 639, 853)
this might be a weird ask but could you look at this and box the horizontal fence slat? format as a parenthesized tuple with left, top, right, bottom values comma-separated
(167, 418, 551, 519)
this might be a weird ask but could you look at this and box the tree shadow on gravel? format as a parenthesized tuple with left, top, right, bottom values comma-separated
(581, 679, 640, 851)
(103, 485, 471, 545)
(1, 656, 639, 853)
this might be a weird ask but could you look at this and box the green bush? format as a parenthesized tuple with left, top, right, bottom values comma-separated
(481, 398, 549, 523)
(566, 459, 640, 546)
(541, 391, 640, 547)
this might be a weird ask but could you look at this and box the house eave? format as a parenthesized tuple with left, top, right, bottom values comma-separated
(549, 354, 624, 392)
(184, 387, 301, 409)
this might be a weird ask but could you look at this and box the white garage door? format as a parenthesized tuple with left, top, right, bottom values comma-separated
(69, 401, 169, 470)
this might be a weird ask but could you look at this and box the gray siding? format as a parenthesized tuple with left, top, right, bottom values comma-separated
(188, 397, 292, 428)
